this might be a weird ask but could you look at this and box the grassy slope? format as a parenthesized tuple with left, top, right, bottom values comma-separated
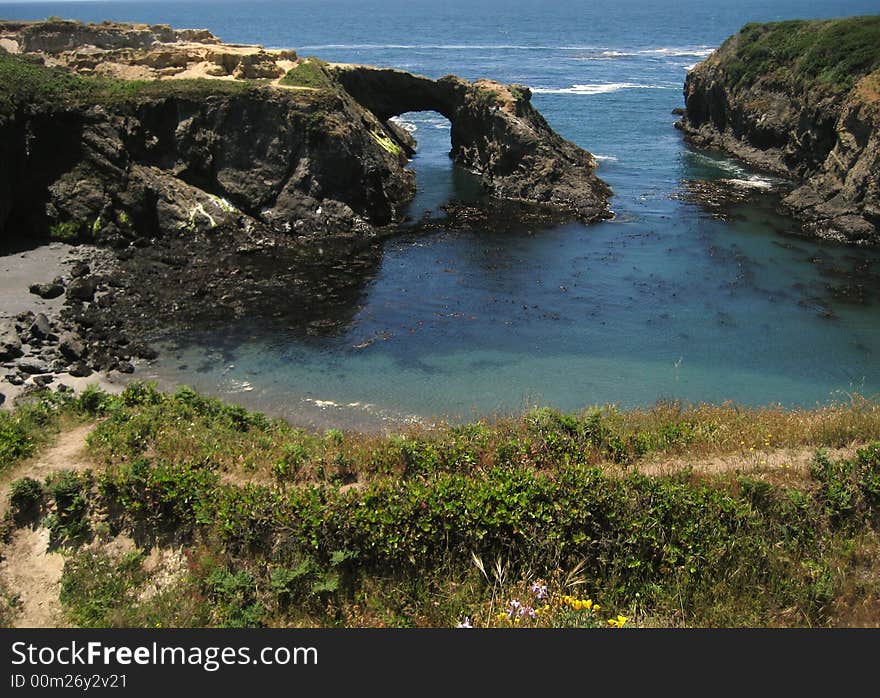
(3, 384, 880, 628)
(0, 49, 289, 119)
(716, 15, 880, 92)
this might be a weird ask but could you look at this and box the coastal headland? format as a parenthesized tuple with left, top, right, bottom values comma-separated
(0, 18, 611, 406)
(676, 16, 880, 244)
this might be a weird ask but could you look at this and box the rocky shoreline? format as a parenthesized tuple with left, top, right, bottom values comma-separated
(0, 243, 139, 408)
(0, 19, 618, 408)
(676, 17, 880, 244)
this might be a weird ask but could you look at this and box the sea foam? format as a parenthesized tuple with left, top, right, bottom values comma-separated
(531, 83, 674, 95)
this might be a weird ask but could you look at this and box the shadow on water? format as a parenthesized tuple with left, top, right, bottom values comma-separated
(676, 144, 880, 312)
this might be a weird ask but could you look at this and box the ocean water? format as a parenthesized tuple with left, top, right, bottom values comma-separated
(3, 0, 880, 428)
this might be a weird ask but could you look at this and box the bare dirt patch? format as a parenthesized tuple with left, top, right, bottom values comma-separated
(0, 422, 94, 627)
(0, 526, 65, 627)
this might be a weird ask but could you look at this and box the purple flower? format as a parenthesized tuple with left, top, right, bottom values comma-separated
(456, 617, 473, 628)
(530, 582, 548, 600)
(506, 600, 522, 620)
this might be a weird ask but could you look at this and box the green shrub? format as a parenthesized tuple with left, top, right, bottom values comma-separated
(279, 59, 332, 89)
(8, 476, 43, 517)
(722, 16, 880, 91)
(0, 413, 36, 470)
(45, 470, 92, 546)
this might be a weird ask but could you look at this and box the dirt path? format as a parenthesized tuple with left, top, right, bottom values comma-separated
(636, 443, 863, 480)
(0, 422, 94, 627)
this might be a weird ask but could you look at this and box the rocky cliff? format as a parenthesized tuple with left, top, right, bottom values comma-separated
(676, 16, 880, 244)
(0, 19, 611, 248)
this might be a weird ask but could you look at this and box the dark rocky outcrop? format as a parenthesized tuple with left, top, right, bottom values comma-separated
(0, 19, 611, 250)
(0, 19, 613, 399)
(676, 17, 880, 244)
(332, 66, 610, 222)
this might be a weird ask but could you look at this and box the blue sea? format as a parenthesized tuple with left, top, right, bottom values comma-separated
(3, 0, 880, 428)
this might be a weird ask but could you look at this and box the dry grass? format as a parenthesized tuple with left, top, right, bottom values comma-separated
(90, 394, 880, 490)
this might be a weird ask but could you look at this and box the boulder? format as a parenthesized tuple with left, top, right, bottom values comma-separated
(66, 276, 99, 302)
(68, 362, 93, 378)
(5, 373, 24, 386)
(59, 332, 86, 361)
(0, 321, 23, 361)
(17, 358, 50, 375)
(69, 261, 90, 278)
(29, 281, 65, 299)
(29, 313, 55, 341)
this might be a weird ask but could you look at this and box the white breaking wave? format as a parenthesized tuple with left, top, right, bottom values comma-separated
(572, 46, 716, 61)
(594, 154, 618, 162)
(389, 116, 418, 133)
(722, 176, 775, 190)
(531, 83, 675, 95)
(689, 154, 779, 189)
(295, 44, 715, 56)
(638, 47, 715, 57)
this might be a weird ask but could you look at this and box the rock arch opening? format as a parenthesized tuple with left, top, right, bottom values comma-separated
(389, 111, 484, 218)
(329, 64, 612, 223)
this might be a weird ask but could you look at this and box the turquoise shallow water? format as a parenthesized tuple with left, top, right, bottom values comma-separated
(3, 0, 880, 428)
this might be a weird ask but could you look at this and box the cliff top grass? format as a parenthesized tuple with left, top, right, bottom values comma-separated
(719, 15, 880, 92)
(0, 49, 271, 118)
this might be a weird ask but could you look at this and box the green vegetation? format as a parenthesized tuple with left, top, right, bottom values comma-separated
(60, 549, 148, 627)
(509, 84, 530, 102)
(474, 85, 502, 109)
(4, 384, 880, 627)
(8, 477, 43, 518)
(370, 129, 402, 155)
(279, 59, 333, 89)
(49, 221, 82, 242)
(722, 16, 880, 91)
(0, 392, 69, 473)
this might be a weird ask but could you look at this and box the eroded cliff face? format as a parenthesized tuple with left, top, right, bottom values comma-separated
(1, 87, 414, 247)
(0, 19, 611, 247)
(677, 18, 880, 244)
